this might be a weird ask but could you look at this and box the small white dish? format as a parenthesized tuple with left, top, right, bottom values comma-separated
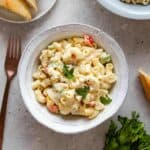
(97, 0, 150, 20)
(18, 24, 128, 134)
(0, 0, 56, 24)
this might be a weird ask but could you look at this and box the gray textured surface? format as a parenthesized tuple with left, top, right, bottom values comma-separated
(0, 0, 150, 150)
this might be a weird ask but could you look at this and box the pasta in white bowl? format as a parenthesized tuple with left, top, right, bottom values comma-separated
(121, 0, 150, 5)
(97, 0, 150, 20)
(18, 24, 128, 134)
(32, 35, 117, 119)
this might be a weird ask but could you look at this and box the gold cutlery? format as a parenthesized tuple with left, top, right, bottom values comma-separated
(0, 34, 21, 150)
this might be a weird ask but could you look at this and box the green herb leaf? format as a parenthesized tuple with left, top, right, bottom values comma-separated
(104, 112, 149, 150)
(100, 54, 112, 65)
(75, 86, 90, 99)
(63, 64, 74, 80)
(138, 134, 150, 150)
(100, 95, 112, 105)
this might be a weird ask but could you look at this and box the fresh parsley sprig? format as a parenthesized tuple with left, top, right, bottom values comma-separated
(63, 64, 74, 80)
(104, 112, 150, 150)
(100, 95, 112, 105)
(75, 86, 90, 99)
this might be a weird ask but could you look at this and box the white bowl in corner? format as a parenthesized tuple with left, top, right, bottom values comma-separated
(18, 24, 128, 134)
(0, 0, 56, 24)
(97, 0, 150, 20)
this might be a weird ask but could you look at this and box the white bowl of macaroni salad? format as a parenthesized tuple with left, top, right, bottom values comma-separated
(18, 24, 128, 134)
(97, 0, 150, 20)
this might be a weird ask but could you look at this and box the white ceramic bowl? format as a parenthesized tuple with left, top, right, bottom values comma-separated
(97, 0, 150, 20)
(18, 24, 128, 134)
(0, 0, 56, 24)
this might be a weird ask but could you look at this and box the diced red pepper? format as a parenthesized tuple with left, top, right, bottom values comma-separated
(47, 104, 59, 113)
(86, 101, 96, 107)
(84, 34, 94, 46)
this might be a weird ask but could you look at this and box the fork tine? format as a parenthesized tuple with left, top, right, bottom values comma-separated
(13, 34, 16, 58)
(7, 34, 21, 60)
(5, 33, 21, 65)
(6, 34, 13, 59)
(16, 35, 21, 60)
(13, 34, 19, 59)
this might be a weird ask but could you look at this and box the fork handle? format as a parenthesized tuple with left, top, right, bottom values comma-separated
(0, 79, 10, 150)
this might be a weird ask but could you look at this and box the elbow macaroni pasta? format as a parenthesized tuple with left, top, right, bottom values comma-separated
(32, 35, 117, 119)
(121, 0, 150, 5)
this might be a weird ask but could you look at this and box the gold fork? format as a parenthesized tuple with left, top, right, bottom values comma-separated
(0, 34, 21, 149)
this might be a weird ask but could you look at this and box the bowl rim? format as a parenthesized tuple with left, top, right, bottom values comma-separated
(0, 0, 56, 24)
(97, 0, 150, 20)
(18, 23, 129, 134)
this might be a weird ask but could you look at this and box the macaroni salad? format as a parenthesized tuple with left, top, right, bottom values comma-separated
(121, 0, 150, 5)
(32, 35, 117, 119)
